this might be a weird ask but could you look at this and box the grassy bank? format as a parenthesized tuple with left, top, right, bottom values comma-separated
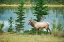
(0, 4, 64, 7)
(0, 32, 64, 42)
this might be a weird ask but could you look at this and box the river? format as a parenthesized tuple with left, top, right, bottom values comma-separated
(0, 6, 64, 32)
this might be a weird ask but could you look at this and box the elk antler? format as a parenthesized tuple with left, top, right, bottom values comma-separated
(31, 17, 33, 20)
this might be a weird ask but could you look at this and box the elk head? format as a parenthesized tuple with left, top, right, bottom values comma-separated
(28, 17, 33, 25)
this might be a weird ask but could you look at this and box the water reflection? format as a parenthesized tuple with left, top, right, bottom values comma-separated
(0, 6, 64, 32)
(0, 7, 17, 16)
(0, 7, 5, 17)
(48, 7, 64, 19)
(48, 7, 64, 27)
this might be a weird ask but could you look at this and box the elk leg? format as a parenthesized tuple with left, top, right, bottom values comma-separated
(48, 28, 51, 34)
(37, 28, 39, 34)
(46, 29, 48, 34)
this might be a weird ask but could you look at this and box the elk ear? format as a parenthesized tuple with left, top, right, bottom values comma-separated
(29, 20, 31, 22)
(29, 17, 32, 21)
(29, 20, 31, 21)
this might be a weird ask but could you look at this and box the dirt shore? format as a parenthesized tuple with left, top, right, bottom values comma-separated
(0, 4, 64, 7)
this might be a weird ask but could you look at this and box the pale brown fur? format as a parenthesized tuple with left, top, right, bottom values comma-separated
(28, 20, 51, 34)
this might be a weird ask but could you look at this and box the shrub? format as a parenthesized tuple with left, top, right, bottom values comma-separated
(0, 22, 4, 35)
(52, 19, 64, 37)
(23, 28, 49, 35)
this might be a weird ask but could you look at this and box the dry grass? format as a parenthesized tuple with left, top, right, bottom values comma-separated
(0, 4, 64, 7)
(0, 4, 31, 7)
(0, 32, 64, 42)
(44, 4, 64, 7)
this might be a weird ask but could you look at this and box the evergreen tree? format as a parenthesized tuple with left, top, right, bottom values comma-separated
(0, 22, 4, 32)
(15, 0, 25, 33)
(32, 0, 48, 34)
(8, 16, 13, 32)
(33, 0, 48, 22)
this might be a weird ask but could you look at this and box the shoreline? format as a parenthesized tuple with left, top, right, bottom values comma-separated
(0, 4, 64, 7)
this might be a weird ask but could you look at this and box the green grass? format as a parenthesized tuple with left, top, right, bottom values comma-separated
(0, 32, 64, 42)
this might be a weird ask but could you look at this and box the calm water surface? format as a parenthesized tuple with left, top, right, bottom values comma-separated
(0, 6, 64, 32)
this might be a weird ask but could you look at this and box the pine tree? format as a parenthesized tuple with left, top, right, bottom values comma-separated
(15, 0, 25, 33)
(33, 0, 48, 22)
(32, 0, 48, 34)
(8, 16, 13, 32)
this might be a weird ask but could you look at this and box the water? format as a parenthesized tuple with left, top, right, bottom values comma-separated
(0, 6, 64, 32)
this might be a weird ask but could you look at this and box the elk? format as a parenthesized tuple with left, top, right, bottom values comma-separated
(28, 18, 51, 34)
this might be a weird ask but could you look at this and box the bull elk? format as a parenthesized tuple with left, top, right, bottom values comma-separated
(28, 18, 51, 34)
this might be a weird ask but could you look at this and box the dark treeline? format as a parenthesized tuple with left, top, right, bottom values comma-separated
(0, 0, 35, 4)
(0, 0, 64, 4)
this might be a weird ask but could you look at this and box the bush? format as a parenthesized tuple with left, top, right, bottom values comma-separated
(23, 30, 30, 34)
(52, 19, 64, 37)
(0, 22, 4, 35)
(52, 29, 64, 38)
(23, 28, 50, 35)
(0, 22, 4, 32)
